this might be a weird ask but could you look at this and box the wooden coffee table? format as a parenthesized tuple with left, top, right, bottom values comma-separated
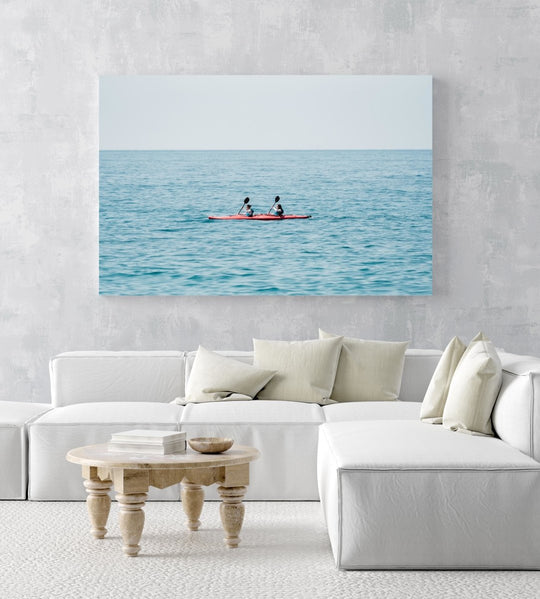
(66, 443, 260, 557)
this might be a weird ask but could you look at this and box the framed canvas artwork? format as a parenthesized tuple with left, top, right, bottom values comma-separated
(99, 75, 432, 295)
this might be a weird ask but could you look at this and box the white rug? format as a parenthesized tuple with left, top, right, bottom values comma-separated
(0, 501, 539, 599)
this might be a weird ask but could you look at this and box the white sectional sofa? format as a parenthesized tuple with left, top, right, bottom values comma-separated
(2, 345, 540, 569)
(25, 348, 440, 501)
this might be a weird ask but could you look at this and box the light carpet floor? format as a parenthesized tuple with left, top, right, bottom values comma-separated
(0, 501, 539, 599)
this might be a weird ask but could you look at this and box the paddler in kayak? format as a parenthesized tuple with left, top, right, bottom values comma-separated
(268, 195, 284, 217)
(238, 197, 254, 217)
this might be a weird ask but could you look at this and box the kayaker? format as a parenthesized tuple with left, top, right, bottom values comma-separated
(245, 204, 254, 217)
(238, 197, 251, 215)
(268, 195, 281, 215)
(274, 203, 284, 217)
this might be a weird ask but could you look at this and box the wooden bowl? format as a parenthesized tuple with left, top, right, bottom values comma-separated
(188, 437, 234, 454)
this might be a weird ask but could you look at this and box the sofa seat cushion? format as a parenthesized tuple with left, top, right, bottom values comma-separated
(323, 401, 420, 422)
(34, 402, 183, 424)
(181, 399, 324, 424)
(321, 420, 539, 470)
(28, 402, 183, 500)
(318, 421, 540, 569)
(180, 400, 324, 501)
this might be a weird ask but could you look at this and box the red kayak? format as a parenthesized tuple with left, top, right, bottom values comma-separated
(208, 214, 311, 221)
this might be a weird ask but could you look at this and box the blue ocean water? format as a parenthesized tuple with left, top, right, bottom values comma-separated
(99, 150, 432, 295)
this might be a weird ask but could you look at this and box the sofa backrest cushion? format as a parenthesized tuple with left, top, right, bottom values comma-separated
(492, 352, 540, 461)
(50, 349, 442, 407)
(185, 349, 442, 403)
(50, 351, 185, 407)
(397, 349, 442, 402)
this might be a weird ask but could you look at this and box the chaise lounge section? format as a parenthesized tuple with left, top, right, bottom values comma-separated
(318, 419, 540, 569)
(318, 351, 540, 569)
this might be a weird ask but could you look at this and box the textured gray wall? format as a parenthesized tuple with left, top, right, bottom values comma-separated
(2, 1, 540, 403)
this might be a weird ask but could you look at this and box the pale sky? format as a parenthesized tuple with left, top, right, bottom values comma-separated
(100, 75, 432, 151)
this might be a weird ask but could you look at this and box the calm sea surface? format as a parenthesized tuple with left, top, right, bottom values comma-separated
(99, 150, 432, 295)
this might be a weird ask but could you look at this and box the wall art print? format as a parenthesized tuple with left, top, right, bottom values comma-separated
(99, 75, 432, 295)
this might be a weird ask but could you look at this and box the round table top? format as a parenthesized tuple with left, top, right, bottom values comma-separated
(66, 443, 260, 470)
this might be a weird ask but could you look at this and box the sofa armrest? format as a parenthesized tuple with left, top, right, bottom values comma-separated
(492, 352, 540, 462)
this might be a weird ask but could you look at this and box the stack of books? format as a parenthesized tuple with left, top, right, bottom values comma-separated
(108, 430, 187, 455)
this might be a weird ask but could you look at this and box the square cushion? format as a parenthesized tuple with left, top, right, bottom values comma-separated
(180, 345, 275, 404)
(420, 336, 466, 423)
(319, 330, 408, 402)
(185, 351, 254, 383)
(253, 337, 342, 404)
(442, 334, 502, 436)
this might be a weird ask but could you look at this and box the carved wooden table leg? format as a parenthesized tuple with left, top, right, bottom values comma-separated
(116, 492, 147, 557)
(218, 485, 246, 548)
(83, 478, 112, 539)
(181, 482, 204, 531)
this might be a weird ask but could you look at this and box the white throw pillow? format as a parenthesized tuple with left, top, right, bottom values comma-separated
(442, 333, 502, 436)
(253, 337, 343, 404)
(420, 336, 467, 423)
(319, 329, 408, 402)
(178, 345, 276, 404)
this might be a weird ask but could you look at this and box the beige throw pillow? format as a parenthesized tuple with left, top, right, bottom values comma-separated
(420, 336, 467, 423)
(253, 337, 343, 404)
(319, 329, 409, 402)
(180, 345, 276, 404)
(442, 333, 502, 436)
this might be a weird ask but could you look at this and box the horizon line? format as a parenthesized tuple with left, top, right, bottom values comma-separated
(99, 148, 432, 152)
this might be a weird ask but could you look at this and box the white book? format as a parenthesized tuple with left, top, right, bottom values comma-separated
(109, 437, 187, 448)
(110, 430, 186, 445)
(107, 440, 187, 455)
(108, 438, 187, 450)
